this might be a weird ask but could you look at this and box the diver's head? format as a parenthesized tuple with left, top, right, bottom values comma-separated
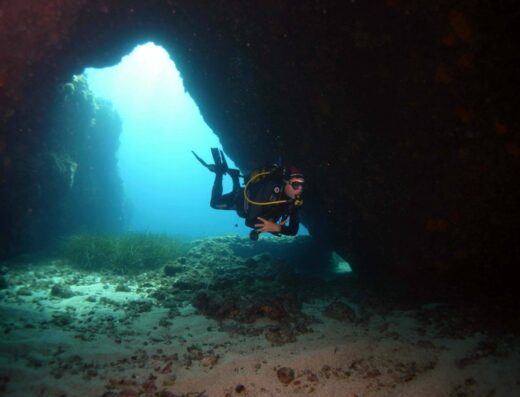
(283, 166, 305, 199)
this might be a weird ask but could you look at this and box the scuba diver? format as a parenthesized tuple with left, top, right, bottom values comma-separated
(192, 148, 305, 240)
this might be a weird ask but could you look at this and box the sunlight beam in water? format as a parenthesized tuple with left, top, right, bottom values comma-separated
(84, 42, 308, 238)
(84, 42, 247, 238)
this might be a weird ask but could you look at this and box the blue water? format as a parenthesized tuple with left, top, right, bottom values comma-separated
(85, 42, 307, 239)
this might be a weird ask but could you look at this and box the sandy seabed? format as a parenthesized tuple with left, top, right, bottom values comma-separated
(1, 248, 519, 397)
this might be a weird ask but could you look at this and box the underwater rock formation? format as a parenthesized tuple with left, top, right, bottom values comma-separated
(0, 1, 519, 303)
(50, 283, 75, 299)
(2, 238, 518, 396)
(152, 237, 321, 340)
(0, 71, 125, 255)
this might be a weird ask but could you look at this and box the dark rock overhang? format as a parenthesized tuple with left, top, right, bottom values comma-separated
(0, 1, 518, 302)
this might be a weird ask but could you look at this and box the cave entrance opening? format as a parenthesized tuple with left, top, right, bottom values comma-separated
(330, 251, 352, 274)
(84, 42, 249, 238)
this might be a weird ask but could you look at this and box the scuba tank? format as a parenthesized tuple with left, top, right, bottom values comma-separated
(243, 164, 303, 207)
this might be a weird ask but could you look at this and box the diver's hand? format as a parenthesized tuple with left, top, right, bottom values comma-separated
(254, 217, 288, 233)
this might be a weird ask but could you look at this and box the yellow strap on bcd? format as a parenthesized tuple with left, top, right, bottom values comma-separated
(243, 171, 291, 206)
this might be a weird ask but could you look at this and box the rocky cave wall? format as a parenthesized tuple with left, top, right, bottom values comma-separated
(0, 70, 125, 252)
(0, 1, 518, 301)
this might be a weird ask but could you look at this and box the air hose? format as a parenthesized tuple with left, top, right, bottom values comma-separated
(243, 171, 303, 207)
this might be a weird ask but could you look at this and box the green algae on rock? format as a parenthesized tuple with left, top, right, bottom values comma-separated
(62, 233, 185, 274)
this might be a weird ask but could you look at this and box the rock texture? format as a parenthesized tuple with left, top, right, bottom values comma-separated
(0, 1, 518, 301)
(2, 238, 519, 396)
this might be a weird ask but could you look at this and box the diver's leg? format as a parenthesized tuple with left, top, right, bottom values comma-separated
(210, 173, 236, 210)
(210, 173, 224, 208)
(230, 170, 240, 194)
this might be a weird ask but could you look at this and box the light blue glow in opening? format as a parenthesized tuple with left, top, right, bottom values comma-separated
(84, 42, 250, 238)
(84, 42, 308, 238)
(331, 251, 352, 273)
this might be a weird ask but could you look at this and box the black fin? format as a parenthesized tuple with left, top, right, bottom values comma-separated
(192, 150, 209, 168)
(220, 150, 229, 172)
(211, 147, 221, 165)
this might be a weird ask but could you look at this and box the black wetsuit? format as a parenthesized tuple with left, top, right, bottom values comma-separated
(210, 172, 300, 236)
